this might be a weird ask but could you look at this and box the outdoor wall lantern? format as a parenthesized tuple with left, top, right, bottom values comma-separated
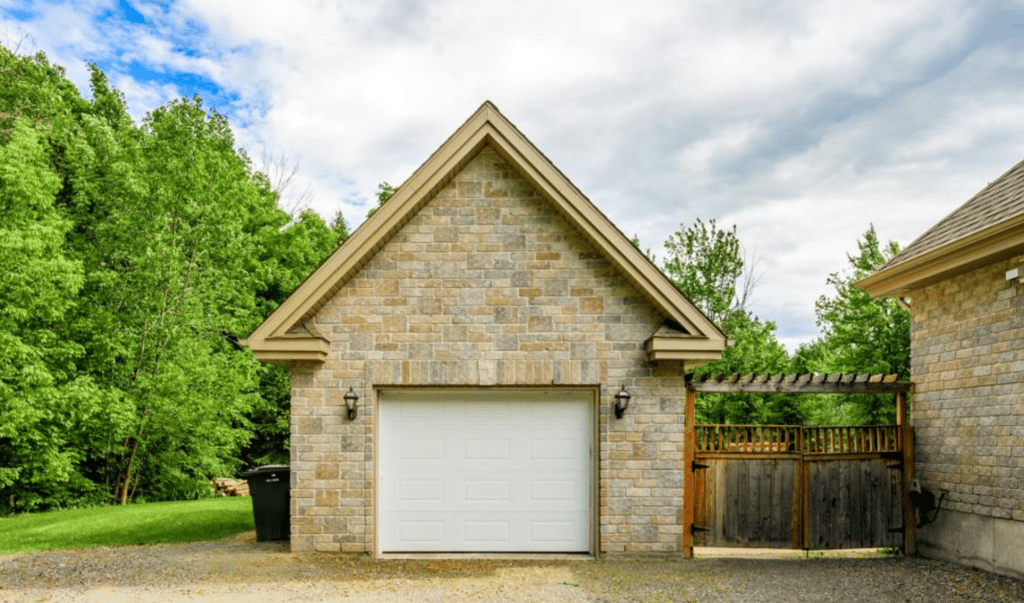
(614, 385, 631, 419)
(343, 386, 359, 421)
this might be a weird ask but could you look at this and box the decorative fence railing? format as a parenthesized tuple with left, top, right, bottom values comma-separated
(695, 424, 901, 455)
(695, 424, 798, 453)
(802, 425, 900, 454)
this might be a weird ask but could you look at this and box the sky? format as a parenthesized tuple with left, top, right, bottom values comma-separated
(3, 0, 1024, 350)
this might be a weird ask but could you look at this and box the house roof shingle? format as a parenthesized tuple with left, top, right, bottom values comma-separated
(881, 157, 1024, 270)
(857, 156, 1024, 297)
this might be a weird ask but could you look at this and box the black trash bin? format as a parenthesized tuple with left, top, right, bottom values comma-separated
(242, 465, 290, 542)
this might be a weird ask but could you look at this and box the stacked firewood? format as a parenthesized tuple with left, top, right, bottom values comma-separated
(211, 477, 250, 497)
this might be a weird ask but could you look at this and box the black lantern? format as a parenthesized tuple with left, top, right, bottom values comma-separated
(614, 385, 631, 419)
(343, 386, 359, 421)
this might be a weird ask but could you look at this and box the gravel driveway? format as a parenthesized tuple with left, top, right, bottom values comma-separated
(2, 533, 1023, 603)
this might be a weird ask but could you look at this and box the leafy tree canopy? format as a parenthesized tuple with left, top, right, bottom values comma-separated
(810, 225, 910, 424)
(0, 44, 342, 512)
(660, 219, 793, 423)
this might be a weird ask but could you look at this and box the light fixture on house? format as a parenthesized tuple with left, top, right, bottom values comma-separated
(343, 387, 359, 421)
(1007, 268, 1021, 282)
(614, 385, 631, 419)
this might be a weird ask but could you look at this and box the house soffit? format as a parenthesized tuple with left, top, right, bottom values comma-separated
(246, 101, 727, 358)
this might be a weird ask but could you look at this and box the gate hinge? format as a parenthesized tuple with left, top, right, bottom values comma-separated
(886, 462, 904, 471)
(888, 526, 905, 534)
(692, 461, 711, 471)
(691, 524, 710, 535)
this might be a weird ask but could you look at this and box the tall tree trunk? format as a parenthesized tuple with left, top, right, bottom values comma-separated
(119, 437, 140, 505)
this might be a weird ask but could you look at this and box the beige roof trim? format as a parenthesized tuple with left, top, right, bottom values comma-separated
(855, 211, 1024, 297)
(247, 101, 726, 361)
(247, 336, 330, 365)
(645, 324, 729, 363)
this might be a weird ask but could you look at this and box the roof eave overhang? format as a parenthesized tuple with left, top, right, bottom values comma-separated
(645, 333, 728, 364)
(246, 336, 329, 365)
(855, 214, 1024, 298)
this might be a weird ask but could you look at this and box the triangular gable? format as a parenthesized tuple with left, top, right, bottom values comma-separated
(246, 101, 726, 364)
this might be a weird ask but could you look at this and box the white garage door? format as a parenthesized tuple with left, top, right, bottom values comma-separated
(378, 389, 593, 553)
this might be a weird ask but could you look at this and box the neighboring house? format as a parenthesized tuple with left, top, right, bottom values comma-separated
(857, 158, 1024, 579)
(245, 102, 727, 555)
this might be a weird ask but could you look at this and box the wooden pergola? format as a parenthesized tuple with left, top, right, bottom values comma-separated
(681, 373, 915, 558)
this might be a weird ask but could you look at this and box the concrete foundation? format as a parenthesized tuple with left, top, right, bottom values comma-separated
(917, 508, 1024, 580)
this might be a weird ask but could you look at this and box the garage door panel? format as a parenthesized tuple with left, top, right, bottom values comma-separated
(464, 521, 510, 543)
(530, 438, 579, 460)
(397, 479, 444, 503)
(465, 406, 513, 419)
(380, 390, 593, 552)
(387, 512, 589, 552)
(398, 438, 445, 460)
(531, 521, 579, 543)
(397, 521, 444, 544)
(530, 479, 578, 501)
(464, 439, 511, 460)
(463, 479, 511, 502)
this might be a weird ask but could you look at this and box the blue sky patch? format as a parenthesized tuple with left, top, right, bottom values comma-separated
(119, 0, 146, 24)
(120, 59, 232, 105)
(1, 6, 35, 22)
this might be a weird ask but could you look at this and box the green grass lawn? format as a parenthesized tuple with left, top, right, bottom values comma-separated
(0, 497, 255, 555)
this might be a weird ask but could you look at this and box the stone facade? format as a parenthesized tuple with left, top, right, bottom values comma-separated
(908, 252, 1024, 577)
(288, 147, 689, 554)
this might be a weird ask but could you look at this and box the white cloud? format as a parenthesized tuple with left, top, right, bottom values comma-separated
(111, 73, 180, 116)
(4, 0, 1024, 350)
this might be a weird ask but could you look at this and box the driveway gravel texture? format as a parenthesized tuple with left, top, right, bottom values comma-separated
(2, 533, 1023, 603)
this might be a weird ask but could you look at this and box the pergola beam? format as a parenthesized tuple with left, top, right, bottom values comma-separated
(684, 373, 912, 394)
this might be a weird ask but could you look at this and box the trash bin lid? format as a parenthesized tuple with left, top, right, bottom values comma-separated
(242, 464, 290, 478)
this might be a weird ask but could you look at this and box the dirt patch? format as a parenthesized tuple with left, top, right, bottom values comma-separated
(1, 532, 1023, 602)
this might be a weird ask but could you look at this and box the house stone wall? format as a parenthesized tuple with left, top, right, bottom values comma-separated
(909, 252, 1024, 578)
(288, 146, 688, 554)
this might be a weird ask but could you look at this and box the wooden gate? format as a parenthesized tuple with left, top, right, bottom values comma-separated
(682, 374, 915, 557)
(691, 424, 905, 549)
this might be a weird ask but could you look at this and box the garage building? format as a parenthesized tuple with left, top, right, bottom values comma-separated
(246, 102, 727, 555)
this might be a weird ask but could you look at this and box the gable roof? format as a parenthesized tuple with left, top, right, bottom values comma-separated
(857, 157, 1024, 297)
(246, 101, 727, 364)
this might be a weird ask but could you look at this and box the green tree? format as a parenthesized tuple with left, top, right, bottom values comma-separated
(330, 209, 350, 241)
(366, 181, 396, 218)
(691, 313, 795, 424)
(0, 44, 378, 509)
(0, 47, 90, 146)
(240, 208, 344, 469)
(813, 225, 910, 424)
(661, 219, 795, 423)
(788, 338, 850, 425)
(62, 94, 274, 503)
(662, 218, 744, 324)
(0, 121, 94, 510)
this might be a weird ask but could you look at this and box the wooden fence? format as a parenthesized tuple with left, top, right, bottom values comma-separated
(681, 373, 916, 558)
(691, 424, 907, 550)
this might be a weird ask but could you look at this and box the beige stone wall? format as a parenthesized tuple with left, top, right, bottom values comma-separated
(909, 252, 1024, 522)
(288, 146, 687, 554)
